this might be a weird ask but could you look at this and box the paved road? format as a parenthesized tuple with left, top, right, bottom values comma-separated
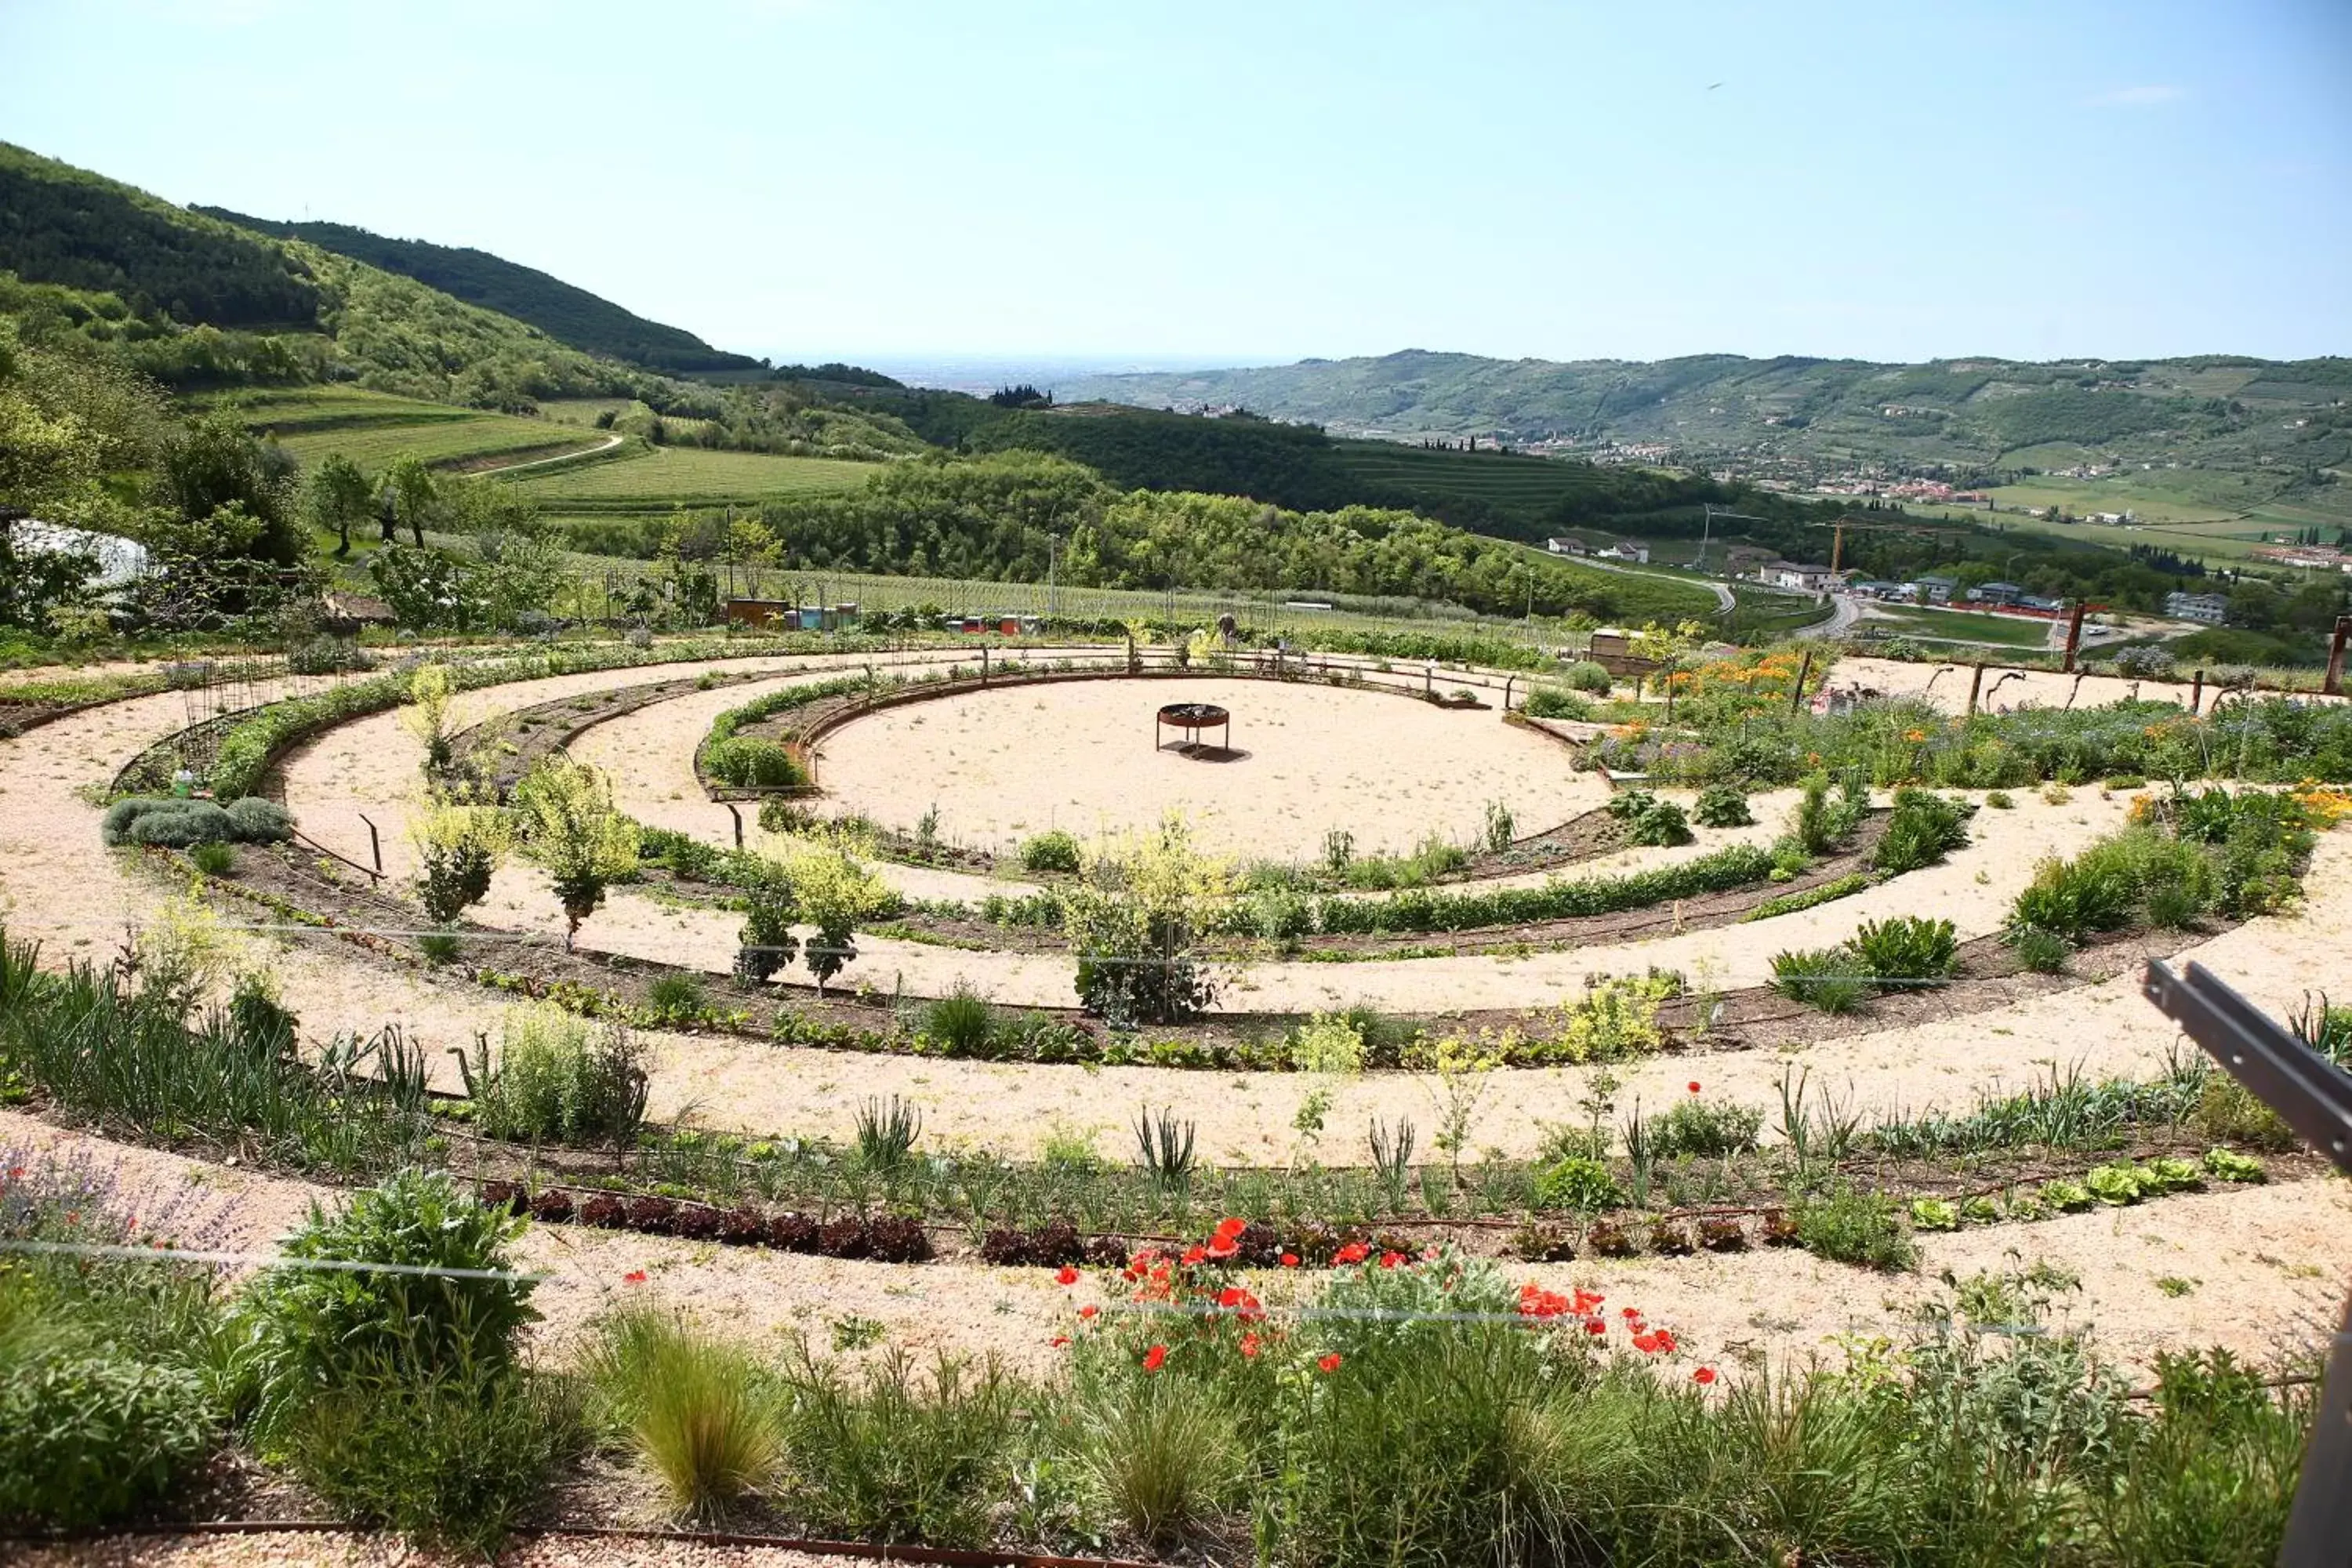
(1794, 592, 1860, 639)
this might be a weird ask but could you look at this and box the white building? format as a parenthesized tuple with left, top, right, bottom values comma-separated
(2164, 591, 2230, 626)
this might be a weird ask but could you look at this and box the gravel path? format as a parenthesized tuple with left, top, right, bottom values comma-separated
(818, 675, 1609, 862)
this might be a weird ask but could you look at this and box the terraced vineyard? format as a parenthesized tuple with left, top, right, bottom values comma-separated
(209, 387, 610, 470)
(506, 441, 883, 514)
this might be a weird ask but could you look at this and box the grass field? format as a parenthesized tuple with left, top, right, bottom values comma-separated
(1856, 602, 2057, 649)
(506, 443, 880, 514)
(209, 387, 606, 473)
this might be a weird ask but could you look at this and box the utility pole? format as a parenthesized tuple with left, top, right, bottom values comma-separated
(1047, 536, 1058, 619)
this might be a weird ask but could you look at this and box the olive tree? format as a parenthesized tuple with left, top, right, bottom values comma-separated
(512, 757, 640, 949)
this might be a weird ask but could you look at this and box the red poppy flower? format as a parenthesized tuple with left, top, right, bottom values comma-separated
(1279, 1253, 1300, 1268)
(1693, 1367, 1718, 1385)
(1653, 1330, 1677, 1353)
(1621, 1306, 1640, 1319)
(1687, 1081, 1701, 1094)
(1333, 1242, 1370, 1265)
(1241, 1332, 1262, 1359)
(1055, 1265, 1080, 1287)
(1142, 1345, 1167, 1372)
(1180, 1245, 1207, 1266)
(1205, 1236, 1238, 1260)
(1079, 1305, 1100, 1320)
(623, 1269, 648, 1285)
(1318, 1353, 1343, 1374)
(1214, 1217, 1247, 1241)
(1632, 1332, 1661, 1354)
(1218, 1286, 1265, 1320)
(1584, 1319, 1607, 1336)
(1051, 1335, 1071, 1348)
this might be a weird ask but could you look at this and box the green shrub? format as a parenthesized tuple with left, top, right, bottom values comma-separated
(1521, 685, 1592, 720)
(469, 1004, 651, 1149)
(2011, 927, 2072, 974)
(1870, 788, 1971, 874)
(0, 1337, 216, 1530)
(1647, 1095, 1762, 1159)
(234, 1170, 541, 1450)
(645, 972, 708, 1024)
(781, 1348, 1017, 1546)
(2093, 1349, 2310, 1567)
(1018, 829, 1083, 873)
(188, 840, 235, 875)
(706, 736, 803, 789)
(1849, 915, 1958, 987)
(1769, 946, 1870, 1014)
(1564, 659, 1613, 693)
(1626, 798, 1693, 847)
(1985, 789, 2014, 809)
(2103, 774, 2147, 790)
(224, 796, 292, 842)
(1693, 783, 1754, 827)
(1790, 772, 1838, 854)
(1531, 1156, 1623, 1212)
(1795, 1186, 1916, 1270)
(1309, 844, 1775, 937)
(2009, 854, 2138, 942)
(285, 1365, 579, 1555)
(1290, 1011, 1368, 1074)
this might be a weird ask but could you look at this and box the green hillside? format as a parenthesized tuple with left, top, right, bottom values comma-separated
(1066, 350, 2352, 531)
(195, 208, 761, 375)
(960, 401, 1730, 540)
(0, 141, 655, 407)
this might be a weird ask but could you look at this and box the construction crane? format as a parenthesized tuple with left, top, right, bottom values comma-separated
(1810, 514, 1964, 576)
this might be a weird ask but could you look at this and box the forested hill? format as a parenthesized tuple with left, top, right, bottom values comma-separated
(1063, 350, 2352, 484)
(195, 209, 761, 375)
(0, 143, 318, 327)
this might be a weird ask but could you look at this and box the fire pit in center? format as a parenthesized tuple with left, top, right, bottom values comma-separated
(1155, 701, 1233, 757)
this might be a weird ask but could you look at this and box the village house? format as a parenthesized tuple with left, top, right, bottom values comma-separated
(2164, 590, 2230, 626)
(1759, 561, 1835, 593)
(1544, 536, 1588, 556)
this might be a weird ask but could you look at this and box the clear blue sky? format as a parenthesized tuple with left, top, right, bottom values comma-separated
(5, 0, 2347, 368)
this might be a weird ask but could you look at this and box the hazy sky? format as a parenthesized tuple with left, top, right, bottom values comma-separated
(5, 0, 2348, 368)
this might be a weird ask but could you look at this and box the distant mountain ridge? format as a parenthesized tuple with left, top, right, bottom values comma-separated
(1063, 348, 2352, 487)
(193, 208, 760, 376)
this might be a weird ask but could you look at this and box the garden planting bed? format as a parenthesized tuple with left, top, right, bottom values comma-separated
(185, 829, 2232, 1073)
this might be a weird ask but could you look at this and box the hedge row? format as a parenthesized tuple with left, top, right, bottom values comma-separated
(1308, 844, 1779, 935)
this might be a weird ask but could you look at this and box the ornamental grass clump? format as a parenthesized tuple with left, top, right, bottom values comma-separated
(580, 1303, 779, 1518)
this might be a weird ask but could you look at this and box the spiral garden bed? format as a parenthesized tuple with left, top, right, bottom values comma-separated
(5, 635, 2351, 1565)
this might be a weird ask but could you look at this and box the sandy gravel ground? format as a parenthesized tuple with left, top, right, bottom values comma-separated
(817, 676, 1610, 862)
